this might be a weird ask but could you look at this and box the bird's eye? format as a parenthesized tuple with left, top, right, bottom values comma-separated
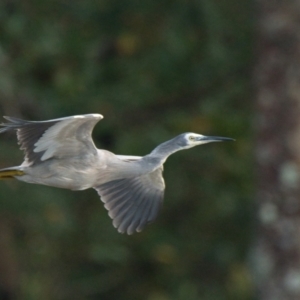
(189, 136, 195, 141)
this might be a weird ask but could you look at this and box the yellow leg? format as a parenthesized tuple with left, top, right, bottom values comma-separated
(0, 170, 25, 179)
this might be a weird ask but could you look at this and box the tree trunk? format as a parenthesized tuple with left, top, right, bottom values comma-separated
(254, 0, 300, 299)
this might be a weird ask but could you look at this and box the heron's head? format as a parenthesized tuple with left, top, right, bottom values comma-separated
(178, 133, 235, 149)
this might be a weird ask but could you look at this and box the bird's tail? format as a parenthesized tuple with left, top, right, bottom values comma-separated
(0, 167, 24, 179)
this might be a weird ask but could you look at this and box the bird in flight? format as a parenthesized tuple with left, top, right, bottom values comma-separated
(0, 114, 234, 234)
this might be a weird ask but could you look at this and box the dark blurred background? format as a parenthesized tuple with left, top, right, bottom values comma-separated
(0, 1, 254, 299)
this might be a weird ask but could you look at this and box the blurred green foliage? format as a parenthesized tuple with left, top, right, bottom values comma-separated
(0, 0, 254, 299)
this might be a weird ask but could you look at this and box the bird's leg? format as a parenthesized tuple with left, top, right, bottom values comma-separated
(0, 169, 24, 179)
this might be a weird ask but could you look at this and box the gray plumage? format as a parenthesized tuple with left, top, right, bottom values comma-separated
(0, 114, 234, 234)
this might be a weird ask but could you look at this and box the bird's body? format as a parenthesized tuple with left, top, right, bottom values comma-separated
(0, 114, 234, 234)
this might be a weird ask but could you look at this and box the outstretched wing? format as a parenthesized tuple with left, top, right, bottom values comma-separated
(0, 114, 103, 165)
(94, 166, 165, 235)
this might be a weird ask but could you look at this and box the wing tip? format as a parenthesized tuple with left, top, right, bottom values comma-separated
(117, 226, 137, 235)
(74, 114, 103, 120)
(93, 113, 104, 119)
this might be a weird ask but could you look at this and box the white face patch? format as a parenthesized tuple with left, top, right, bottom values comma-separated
(185, 133, 203, 145)
(184, 133, 217, 148)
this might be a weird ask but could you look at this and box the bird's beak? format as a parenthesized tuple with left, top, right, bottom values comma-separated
(198, 136, 235, 143)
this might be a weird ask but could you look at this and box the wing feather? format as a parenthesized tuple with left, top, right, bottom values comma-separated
(135, 194, 155, 232)
(108, 185, 146, 233)
(145, 190, 163, 223)
(0, 114, 103, 165)
(94, 167, 165, 234)
(108, 189, 136, 219)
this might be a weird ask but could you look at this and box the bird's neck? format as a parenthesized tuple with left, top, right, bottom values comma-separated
(149, 138, 182, 161)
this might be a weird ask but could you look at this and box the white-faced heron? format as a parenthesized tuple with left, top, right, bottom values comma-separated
(0, 114, 234, 234)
